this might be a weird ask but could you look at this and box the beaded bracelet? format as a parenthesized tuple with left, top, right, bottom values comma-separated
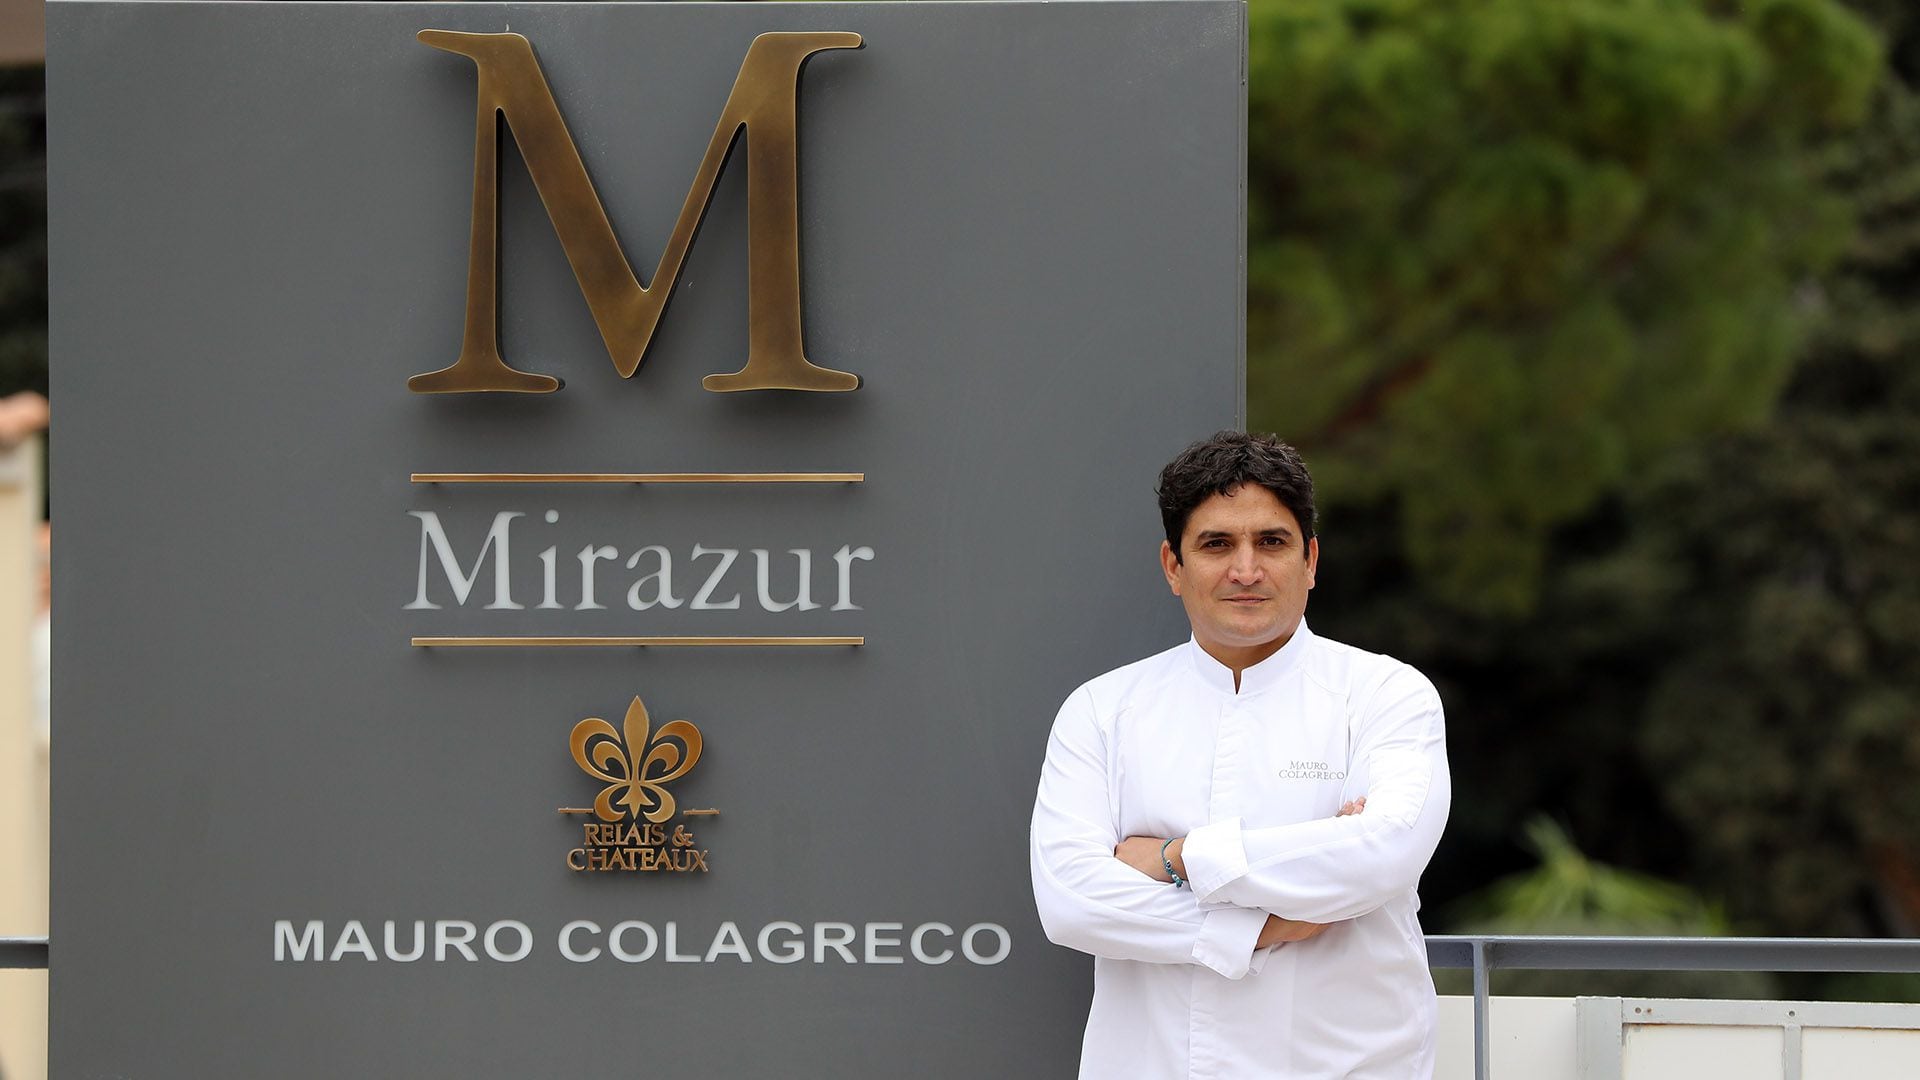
(1160, 837, 1186, 889)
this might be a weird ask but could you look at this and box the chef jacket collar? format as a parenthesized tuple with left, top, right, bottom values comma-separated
(1185, 620, 1314, 696)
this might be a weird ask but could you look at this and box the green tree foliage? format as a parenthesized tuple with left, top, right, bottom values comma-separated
(0, 65, 46, 398)
(1456, 817, 1734, 932)
(1248, 0, 1879, 614)
(1300, 0, 1920, 948)
(1435, 4, 1920, 944)
(1609, 65, 1920, 937)
(1444, 817, 1780, 998)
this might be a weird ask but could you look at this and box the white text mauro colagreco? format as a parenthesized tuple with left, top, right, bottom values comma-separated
(274, 919, 1009, 966)
(404, 510, 875, 613)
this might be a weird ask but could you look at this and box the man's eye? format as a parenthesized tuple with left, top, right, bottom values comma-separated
(1260, 536, 1285, 547)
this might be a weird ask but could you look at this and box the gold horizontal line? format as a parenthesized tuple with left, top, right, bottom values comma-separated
(558, 808, 595, 815)
(412, 636, 864, 647)
(682, 809, 720, 817)
(412, 472, 863, 484)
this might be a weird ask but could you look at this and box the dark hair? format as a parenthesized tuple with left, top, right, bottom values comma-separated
(1156, 431, 1316, 561)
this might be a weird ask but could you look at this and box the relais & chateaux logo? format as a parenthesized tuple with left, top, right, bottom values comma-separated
(561, 696, 715, 874)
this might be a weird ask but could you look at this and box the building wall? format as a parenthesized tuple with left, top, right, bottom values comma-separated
(0, 437, 47, 1080)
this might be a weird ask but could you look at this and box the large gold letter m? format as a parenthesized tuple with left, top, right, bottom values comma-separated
(410, 30, 861, 394)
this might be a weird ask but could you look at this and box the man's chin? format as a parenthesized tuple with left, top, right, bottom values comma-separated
(1211, 623, 1289, 648)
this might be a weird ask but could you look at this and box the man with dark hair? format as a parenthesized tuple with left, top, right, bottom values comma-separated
(1031, 431, 1450, 1078)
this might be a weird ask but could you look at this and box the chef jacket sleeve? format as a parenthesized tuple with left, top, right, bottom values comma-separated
(1179, 665, 1450, 923)
(1031, 687, 1270, 979)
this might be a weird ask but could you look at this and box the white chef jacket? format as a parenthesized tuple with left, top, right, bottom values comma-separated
(1030, 622, 1450, 1079)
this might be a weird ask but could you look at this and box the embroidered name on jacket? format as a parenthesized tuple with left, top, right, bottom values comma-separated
(1278, 760, 1347, 781)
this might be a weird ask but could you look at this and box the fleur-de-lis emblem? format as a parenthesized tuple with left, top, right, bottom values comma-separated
(569, 696, 703, 823)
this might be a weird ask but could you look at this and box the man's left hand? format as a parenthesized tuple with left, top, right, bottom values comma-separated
(1116, 836, 1182, 882)
(1116, 797, 1364, 884)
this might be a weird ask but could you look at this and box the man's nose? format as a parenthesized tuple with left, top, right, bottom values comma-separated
(1228, 544, 1262, 583)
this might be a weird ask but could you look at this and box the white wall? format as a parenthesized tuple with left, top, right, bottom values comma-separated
(1437, 995, 1920, 1080)
(1437, 997, 1581, 1080)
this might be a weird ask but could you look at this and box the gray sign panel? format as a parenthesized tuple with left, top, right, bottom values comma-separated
(48, 2, 1244, 1075)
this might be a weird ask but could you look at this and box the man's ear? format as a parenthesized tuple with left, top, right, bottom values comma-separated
(1160, 539, 1182, 595)
(1304, 536, 1319, 589)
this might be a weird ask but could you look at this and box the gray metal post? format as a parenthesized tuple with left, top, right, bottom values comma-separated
(1473, 938, 1491, 1080)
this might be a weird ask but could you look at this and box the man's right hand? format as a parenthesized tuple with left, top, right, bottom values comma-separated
(1256, 915, 1330, 949)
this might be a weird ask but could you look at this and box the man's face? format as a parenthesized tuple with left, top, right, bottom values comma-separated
(1160, 484, 1317, 665)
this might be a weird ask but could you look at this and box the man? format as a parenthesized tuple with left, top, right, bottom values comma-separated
(1030, 432, 1450, 1079)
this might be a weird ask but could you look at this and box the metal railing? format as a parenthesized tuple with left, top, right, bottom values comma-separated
(0, 936, 44, 969)
(8, 933, 1920, 1078)
(1426, 934, 1920, 1080)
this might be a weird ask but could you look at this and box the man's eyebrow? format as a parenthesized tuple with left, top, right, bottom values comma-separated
(1192, 525, 1294, 540)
